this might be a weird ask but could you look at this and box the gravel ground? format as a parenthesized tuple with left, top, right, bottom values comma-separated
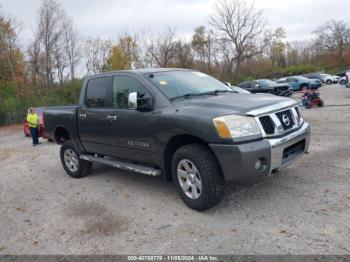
(0, 84, 349, 255)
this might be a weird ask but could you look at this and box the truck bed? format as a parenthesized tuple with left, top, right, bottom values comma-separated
(44, 105, 78, 143)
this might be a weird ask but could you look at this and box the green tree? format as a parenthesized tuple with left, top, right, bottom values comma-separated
(106, 35, 139, 70)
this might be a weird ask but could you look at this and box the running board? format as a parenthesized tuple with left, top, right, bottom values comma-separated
(80, 154, 161, 177)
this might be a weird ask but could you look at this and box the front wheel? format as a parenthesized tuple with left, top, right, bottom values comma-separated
(60, 141, 92, 178)
(326, 80, 332, 85)
(171, 144, 224, 211)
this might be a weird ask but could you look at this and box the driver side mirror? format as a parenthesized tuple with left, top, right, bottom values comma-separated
(128, 92, 153, 112)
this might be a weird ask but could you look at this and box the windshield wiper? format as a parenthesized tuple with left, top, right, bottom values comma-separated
(198, 89, 236, 95)
(170, 90, 235, 101)
(170, 93, 201, 101)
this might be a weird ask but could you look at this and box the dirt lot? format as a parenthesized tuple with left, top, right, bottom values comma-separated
(0, 85, 349, 255)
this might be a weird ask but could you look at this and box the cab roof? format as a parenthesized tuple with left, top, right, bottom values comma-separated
(85, 68, 191, 79)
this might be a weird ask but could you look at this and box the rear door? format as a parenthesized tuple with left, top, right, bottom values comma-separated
(78, 76, 114, 154)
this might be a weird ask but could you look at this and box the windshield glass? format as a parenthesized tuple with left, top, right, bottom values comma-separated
(258, 79, 275, 86)
(295, 76, 309, 81)
(147, 71, 232, 99)
(230, 86, 251, 94)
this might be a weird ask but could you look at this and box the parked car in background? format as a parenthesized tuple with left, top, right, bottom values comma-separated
(224, 83, 251, 94)
(236, 79, 293, 97)
(23, 107, 49, 139)
(277, 76, 321, 91)
(304, 73, 326, 83)
(337, 70, 350, 85)
(319, 74, 339, 85)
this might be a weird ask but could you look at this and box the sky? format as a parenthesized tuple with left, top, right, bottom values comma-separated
(2, 0, 350, 47)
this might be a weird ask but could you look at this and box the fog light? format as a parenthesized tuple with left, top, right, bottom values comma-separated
(255, 158, 267, 172)
(255, 159, 262, 170)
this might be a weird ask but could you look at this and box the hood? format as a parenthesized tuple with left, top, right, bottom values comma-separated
(309, 78, 320, 83)
(173, 93, 296, 116)
(267, 83, 291, 88)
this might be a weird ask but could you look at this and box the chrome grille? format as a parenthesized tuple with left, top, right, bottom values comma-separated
(259, 116, 275, 135)
(256, 106, 302, 137)
(275, 110, 294, 131)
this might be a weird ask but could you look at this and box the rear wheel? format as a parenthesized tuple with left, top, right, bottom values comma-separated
(326, 80, 332, 85)
(301, 84, 308, 92)
(60, 141, 92, 178)
(318, 99, 324, 107)
(303, 99, 312, 109)
(340, 79, 346, 85)
(171, 144, 224, 211)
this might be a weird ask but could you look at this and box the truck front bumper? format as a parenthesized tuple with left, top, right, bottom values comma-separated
(209, 122, 311, 183)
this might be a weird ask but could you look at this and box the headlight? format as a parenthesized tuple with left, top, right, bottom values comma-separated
(213, 115, 261, 140)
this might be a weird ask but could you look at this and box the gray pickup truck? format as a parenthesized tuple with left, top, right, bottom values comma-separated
(44, 69, 310, 211)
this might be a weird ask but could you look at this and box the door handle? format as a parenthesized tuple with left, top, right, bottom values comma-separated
(107, 115, 117, 121)
(79, 113, 87, 119)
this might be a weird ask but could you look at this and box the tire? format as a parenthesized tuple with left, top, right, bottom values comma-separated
(272, 89, 279, 96)
(60, 141, 92, 178)
(303, 99, 312, 109)
(300, 84, 308, 92)
(340, 80, 346, 85)
(171, 144, 224, 211)
(318, 100, 324, 107)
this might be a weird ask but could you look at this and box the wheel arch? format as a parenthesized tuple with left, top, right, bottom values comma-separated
(163, 134, 219, 181)
(54, 126, 71, 144)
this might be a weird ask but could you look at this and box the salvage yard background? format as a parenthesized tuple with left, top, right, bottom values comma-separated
(0, 84, 349, 254)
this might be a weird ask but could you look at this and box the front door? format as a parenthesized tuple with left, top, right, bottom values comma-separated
(104, 74, 156, 164)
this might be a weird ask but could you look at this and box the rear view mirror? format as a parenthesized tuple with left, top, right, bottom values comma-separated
(138, 92, 153, 112)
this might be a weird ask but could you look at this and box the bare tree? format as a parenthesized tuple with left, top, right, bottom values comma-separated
(0, 13, 22, 83)
(313, 20, 350, 61)
(63, 18, 80, 81)
(146, 27, 177, 67)
(83, 37, 112, 74)
(37, 0, 66, 87)
(174, 40, 194, 68)
(209, 0, 266, 76)
(192, 26, 217, 73)
(27, 31, 43, 85)
(53, 39, 67, 86)
(262, 27, 286, 67)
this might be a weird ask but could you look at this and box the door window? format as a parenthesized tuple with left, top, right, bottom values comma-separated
(85, 77, 112, 108)
(112, 76, 148, 109)
(239, 81, 251, 89)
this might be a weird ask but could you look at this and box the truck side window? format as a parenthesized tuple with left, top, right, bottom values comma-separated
(85, 77, 112, 108)
(112, 76, 148, 109)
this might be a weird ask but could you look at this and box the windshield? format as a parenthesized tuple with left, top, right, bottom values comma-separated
(230, 86, 251, 94)
(258, 79, 275, 86)
(295, 76, 309, 81)
(147, 71, 232, 99)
